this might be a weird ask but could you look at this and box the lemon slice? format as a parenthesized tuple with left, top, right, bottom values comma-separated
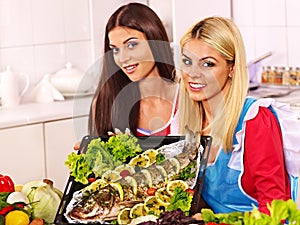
(14, 184, 24, 192)
(117, 208, 132, 225)
(81, 178, 108, 195)
(166, 180, 189, 195)
(129, 154, 151, 168)
(155, 187, 171, 206)
(130, 203, 147, 219)
(114, 164, 135, 174)
(169, 158, 181, 174)
(110, 182, 124, 201)
(101, 170, 122, 183)
(124, 176, 138, 195)
(142, 149, 158, 165)
(156, 165, 168, 183)
(141, 169, 153, 188)
(144, 196, 164, 216)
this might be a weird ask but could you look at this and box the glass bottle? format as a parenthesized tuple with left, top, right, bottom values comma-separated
(268, 66, 277, 84)
(275, 66, 284, 85)
(261, 66, 270, 84)
(282, 66, 290, 86)
(290, 67, 297, 86)
(296, 67, 300, 86)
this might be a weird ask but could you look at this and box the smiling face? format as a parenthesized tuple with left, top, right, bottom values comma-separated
(181, 39, 233, 102)
(108, 26, 157, 82)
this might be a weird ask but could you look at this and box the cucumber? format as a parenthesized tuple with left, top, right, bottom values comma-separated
(0, 215, 4, 225)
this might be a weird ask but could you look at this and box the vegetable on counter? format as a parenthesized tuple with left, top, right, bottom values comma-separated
(0, 174, 14, 193)
(21, 179, 62, 224)
(201, 199, 300, 225)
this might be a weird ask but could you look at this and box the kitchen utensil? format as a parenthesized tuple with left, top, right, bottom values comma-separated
(0, 66, 30, 108)
(248, 51, 272, 85)
(49, 62, 93, 94)
(32, 74, 65, 103)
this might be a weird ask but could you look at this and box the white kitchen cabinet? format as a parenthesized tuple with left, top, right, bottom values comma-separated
(0, 124, 45, 185)
(44, 116, 89, 191)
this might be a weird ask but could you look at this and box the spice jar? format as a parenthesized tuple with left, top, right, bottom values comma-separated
(275, 66, 284, 84)
(290, 67, 298, 85)
(261, 66, 270, 83)
(282, 66, 291, 86)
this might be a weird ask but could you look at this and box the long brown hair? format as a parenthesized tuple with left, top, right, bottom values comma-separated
(89, 2, 175, 136)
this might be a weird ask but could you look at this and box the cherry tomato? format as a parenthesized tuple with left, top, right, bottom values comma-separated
(73, 143, 80, 151)
(146, 187, 157, 196)
(120, 170, 131, 178)
(88, 177, 97, 183)
(185, 188, 194, 196)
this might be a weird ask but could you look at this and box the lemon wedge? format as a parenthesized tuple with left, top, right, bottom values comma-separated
(142, 149, 158, 165)
(130, 203, 147, 219)
(14, 184, 24, 192)
(166, 180, 189, 195)
(169, 158, 181, 174)
(114, 164, 135, 174)
(110, 182, 124, 201)
(84, 178, 108, 193)
(155, 187, 171, 206)
(101, 170, 122, 183)
(129, 154, 151, 168)
(124, 176, 138, 195)
(117, 207, 131, 225)
(144, 196, 164, 216)
(156, 165, 168, 183)
(141, 169, 153, 188)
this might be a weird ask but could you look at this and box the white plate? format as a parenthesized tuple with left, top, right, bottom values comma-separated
(62, 91, 94, 98)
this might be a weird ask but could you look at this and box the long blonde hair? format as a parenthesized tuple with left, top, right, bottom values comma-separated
(178, 17, 249, 151)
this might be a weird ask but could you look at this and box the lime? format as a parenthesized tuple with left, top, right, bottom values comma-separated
(144, 196, 164, 216)
(5, 210, 30, 225)
(110, 182, 124, 201)
(129, 154, 151, 168)
(101, 170, 122, 182)
(166, 180, 189, 195)
(130, 203, 147, 219)
(117, 208, 132, 225)
(142, 149, 158, 165)
(155, 187, 171, 206)
(124, 176, 138, 195)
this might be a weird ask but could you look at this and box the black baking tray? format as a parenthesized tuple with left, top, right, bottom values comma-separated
(54, 135, 212, 225)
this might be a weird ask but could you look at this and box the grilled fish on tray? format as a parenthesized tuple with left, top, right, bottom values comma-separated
(64, 129, 209, 224)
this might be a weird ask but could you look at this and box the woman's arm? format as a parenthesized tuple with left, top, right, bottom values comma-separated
(242, 106, 291, 214)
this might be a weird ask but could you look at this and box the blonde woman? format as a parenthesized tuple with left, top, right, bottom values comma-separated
(178, 17, 300, 215)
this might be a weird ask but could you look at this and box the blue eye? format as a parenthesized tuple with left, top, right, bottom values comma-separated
(111, 47, 119, 54)
(127, 41, 138, 49)
(202, 61, 215, 67)
(182, 58, 192, 66)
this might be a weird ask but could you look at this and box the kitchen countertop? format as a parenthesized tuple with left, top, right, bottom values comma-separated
(249, 84, 300, 119)
(0, 85, 299, 130)
(0, 96, 92, 129)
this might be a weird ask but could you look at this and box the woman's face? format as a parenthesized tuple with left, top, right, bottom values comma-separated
(108, 26, 156, 82)
(181, 39, 232, 102)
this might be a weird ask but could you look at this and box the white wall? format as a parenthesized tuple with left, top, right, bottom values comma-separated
(233, 0, 300, 82)
(0, 0, 300, 95)
(0, 0, 92, 99)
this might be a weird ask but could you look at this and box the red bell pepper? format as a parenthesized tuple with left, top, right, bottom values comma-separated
(0, 174, 14, 193)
